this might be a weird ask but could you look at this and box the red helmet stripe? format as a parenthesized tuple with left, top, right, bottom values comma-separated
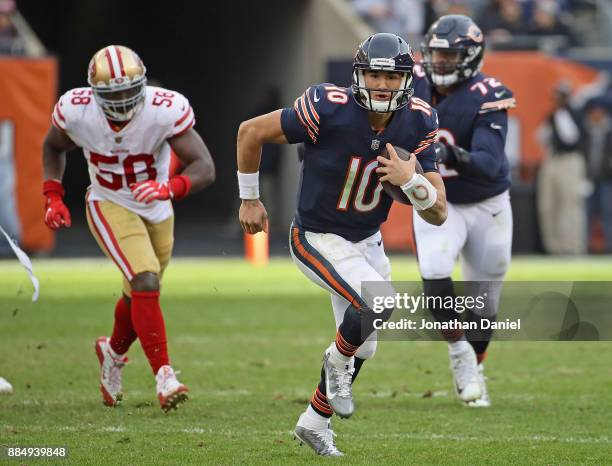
(114, 46, 126, 76)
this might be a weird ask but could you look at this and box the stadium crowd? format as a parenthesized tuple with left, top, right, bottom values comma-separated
(351, 0, 595, 48)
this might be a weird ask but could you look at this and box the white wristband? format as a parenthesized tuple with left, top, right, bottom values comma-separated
(400, 173, 437, 211)
(237, 171, 260, 199)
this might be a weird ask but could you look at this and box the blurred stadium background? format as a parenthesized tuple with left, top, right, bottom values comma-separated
(2, 0, 612, 258)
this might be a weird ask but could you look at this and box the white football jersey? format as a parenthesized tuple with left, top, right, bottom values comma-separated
(51, 86, 195, 223)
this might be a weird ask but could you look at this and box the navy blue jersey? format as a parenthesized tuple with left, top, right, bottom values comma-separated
(413, 68, 516, 204)
(281, 83, 439, 242)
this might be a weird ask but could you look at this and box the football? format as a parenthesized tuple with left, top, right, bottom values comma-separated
(378, 144, 424, 205)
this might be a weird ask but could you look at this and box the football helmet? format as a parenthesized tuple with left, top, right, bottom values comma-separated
(87, 45, 147, 121)
(421, 15, 484, 87)
(352, 33, 414, 113)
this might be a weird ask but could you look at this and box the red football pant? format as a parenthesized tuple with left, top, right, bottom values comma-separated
(131, 290, 169, 374)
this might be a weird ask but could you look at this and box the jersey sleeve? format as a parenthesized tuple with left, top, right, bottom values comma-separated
(478, 85, 516, 115)
(51, 93, 68, 132)
(51, 88, 94, 134)
(167, 92, 196, 138)
(280, 84, 333, 144)
(462, 110, 509, 179)
(411, 102, 439, 173)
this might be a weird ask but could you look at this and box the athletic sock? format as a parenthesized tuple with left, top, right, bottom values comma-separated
(109, 296, 137, 356)
(475, 351, 487, 364)
(351, 357, 365, 383)
(334, 330, 358, 359)
(131, 290, 169, 374)
(309, 379, 333, 419)
(304, 404, 331, 429)
(448, 337, 470, 355)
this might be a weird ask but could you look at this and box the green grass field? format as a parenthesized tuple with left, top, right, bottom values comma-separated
(1, 257, 611, 465)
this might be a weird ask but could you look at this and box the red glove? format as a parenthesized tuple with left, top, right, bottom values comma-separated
(130, 175, 192, 204)
(43, 179, 71, 230)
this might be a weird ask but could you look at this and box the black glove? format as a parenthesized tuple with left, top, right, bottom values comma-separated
(433, 141, 471, 170)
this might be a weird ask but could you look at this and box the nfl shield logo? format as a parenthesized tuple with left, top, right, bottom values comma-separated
(115, 136, 122, 143)
(371, 139, 380, 151)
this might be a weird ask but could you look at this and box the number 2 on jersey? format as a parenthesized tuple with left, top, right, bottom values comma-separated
(337, 156, 383, 212)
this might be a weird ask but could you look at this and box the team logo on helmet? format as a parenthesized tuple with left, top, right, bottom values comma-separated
(466, 24, 484, 44)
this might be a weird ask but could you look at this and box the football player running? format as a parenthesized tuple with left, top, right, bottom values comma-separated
(412, 15, 516, 407)
(238, 34, 447, 456)
(42, 45, 215, 411)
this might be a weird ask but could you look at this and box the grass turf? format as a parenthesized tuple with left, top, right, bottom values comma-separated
(0, 256, 611, 464)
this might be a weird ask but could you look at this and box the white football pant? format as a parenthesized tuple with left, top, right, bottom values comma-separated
(290, 226, 393, 360)
(413, 190, 513, 318)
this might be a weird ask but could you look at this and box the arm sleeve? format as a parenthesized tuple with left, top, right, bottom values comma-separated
(461, 110, 508, 180)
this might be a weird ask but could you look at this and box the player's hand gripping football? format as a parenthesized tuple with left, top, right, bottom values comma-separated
(376, 143, 416, 186)
(43, 180, 72, 230)
(239, 199, 269, 235)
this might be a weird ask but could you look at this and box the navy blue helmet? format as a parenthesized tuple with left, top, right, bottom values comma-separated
(421, 15, 485, 87)
(352, 33, 415, 113)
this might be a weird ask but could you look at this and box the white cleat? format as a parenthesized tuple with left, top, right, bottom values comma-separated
(466, 363, 491, 408)
(323, 345, 355, 418)
(0, 377, 13, 394)
(156, 365, 189, 412)
(294, 413, 344, 457)
(449, 345, 482, 403)
(95, 336, 127, 407)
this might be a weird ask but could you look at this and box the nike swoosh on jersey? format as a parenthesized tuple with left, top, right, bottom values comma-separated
(492, 210, 503, 217)
(313, 89, 321, 102)
(490, 123, 503, 130)
(494, 91, 506, 98)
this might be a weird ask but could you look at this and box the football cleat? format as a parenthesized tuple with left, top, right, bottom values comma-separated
(294, 413, 344, 457)
(95, 336, 127, 407)
(0, 377, 13, 394)
(156, 365, 189, 412)
(466, 363, 491, 408)
(323, 346, 355, 418)
(449, 345, 482, 403)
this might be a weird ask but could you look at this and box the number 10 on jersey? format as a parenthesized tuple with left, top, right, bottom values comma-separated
(336, 156, 383, 213)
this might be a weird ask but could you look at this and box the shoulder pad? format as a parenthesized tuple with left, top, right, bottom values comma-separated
(292, 83, 349, 143)
(147, 87, 195, 137)
(468, 76, 516, 114)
